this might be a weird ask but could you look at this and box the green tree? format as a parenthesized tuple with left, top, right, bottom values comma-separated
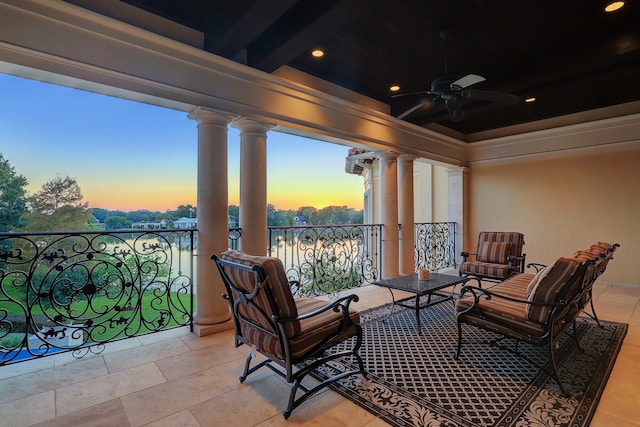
(175, 204, 196, 219)
(298, 206, 318, 225)
(228, 205, 239, 227)
(23, 176, 92, 231)
(92, 207, 109, 223)
(105, 215, 130, 229)
(267, 204, 278, 226)
(0, 153, 28, 232)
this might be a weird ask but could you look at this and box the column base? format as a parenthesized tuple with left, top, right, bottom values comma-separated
(192, 318, 233, 337)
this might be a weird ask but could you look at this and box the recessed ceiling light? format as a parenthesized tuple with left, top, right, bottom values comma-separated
(389, 85, 400, 92)
(525, 97, 536, 103)
(604, 1, 624, 12)
(311, 49, 324, 58)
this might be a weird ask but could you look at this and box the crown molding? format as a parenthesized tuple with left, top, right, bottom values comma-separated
(466, 112, 640, 166)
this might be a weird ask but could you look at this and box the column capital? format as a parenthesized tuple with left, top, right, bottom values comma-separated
(397, 153, 418, 164)
(376, 151, 399, 162)
(445, 165, 470, 176)
(231, 117, 275, 133)
(188, 107, 236, 125)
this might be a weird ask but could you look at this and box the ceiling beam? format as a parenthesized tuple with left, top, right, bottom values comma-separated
(205, 0, 299, 59)
(249, 0, 383, 73)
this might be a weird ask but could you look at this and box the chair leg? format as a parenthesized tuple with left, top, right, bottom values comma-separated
(589, 297, 603, 328)
(454, 320, 463, 359)
(548, 340, 570, 397)
(572, 319, 584, 354)
(282, 348, 366, 419)
(239, 347, 271, 383)
(239, 347, 255, 382)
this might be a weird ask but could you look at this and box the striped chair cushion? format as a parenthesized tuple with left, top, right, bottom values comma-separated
(526, 257, 580, 324)
(240, 298, 360, 360)
(477, 241, 512, 264)
(477, 231, 525, 257)
(289, 298, 360, 359)
(573, 250, 599, 282)
(588, 244, 608, 255)
(526, 264, 552, 297)
(221, 250, 300, 338)
(456, 275, 546, 338)
(594, 241, 613, 250)
(459, 261, 512, 279)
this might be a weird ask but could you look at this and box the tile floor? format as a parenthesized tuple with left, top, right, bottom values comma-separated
(1, 280, 639, 427)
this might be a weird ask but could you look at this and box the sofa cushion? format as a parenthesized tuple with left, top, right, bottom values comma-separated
(289, 298, 360, 359)
(526, 257, 580, 324)
(594, 241, 613, 250)
(526, 264, 553, 297)
(477, 241, 512, 264)
(221, 250, 300, 338)
(459, 261, 512, 279)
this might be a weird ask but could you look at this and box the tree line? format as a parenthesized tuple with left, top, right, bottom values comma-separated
(1, 153, 363, 233)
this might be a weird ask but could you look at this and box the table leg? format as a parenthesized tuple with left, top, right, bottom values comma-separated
(382, 288, 396, 322)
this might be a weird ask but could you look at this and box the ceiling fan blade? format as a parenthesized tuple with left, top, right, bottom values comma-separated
(391, 90, 430, 99)
(445, 98, 465, 122)
(396, 99, 432, 120)
(451, 74, 485, 90)
(462, 89, 519, 105)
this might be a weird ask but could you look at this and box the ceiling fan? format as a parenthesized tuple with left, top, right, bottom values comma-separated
(394, 31, 519, 122)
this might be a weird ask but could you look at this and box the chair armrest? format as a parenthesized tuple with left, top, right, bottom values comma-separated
(526, 262, 547, 273)
(460, 251, 475, 262)
(507, 253, 526, 273)
(288, 280, 302, 296)
(458, 284, 565, 311)
(277, 294, 360, 324)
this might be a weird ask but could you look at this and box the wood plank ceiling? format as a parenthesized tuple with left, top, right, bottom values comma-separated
(120, 0, 640, 140)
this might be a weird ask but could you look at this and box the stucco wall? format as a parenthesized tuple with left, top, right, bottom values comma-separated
(467, 148, 640, 285)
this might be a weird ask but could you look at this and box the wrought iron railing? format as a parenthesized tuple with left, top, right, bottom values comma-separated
(267, 224, 382, 297)
(414, 222, 456, 271)
(228, 227, 241, 250)
(0, 230, 194, 366)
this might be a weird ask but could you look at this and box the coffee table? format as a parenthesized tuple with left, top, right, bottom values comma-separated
(374, 273, 470, 334)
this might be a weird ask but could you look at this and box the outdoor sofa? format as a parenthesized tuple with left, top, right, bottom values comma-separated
(455, 242, 619, 395)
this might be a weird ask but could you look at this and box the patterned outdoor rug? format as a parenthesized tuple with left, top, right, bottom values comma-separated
(313, 300, 627, 427)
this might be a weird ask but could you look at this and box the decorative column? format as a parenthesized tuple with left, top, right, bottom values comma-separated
(378, 152, 399, 278)
(188, 107, 235, 336)
(398, 154, 417, 275)
(447, 166, 470, 267)
(232, 117, 274, 256)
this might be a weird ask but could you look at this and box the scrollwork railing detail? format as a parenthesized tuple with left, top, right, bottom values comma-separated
(0, 230, 194, 366)
(267, 225, 381, 297)
(414, 222, 456, 271)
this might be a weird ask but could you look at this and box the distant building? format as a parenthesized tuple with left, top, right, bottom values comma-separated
(172, 216, 239, 229)
(173, 217, 197, 229)
(294, 215, 307, 225)
(131, 219, 168, 230)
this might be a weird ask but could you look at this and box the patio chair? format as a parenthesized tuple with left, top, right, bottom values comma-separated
(459, 231, 526, 285)
(212, 250, 366, 419)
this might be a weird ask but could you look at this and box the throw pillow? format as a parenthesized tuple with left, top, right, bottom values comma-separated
(526, 264, 552, 297)
(477, 241, 512, 264)
(526, 257, 580, 323)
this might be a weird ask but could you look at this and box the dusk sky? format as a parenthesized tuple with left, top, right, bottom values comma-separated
(0, 74, 364, 212)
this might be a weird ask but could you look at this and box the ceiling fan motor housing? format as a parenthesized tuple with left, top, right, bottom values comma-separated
(430, 76, 459, 99)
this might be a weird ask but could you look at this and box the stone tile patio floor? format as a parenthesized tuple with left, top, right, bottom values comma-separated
(1, 281, 639, 427)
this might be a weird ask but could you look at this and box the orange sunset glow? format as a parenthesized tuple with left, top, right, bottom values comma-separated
(2, 74, 364, 213)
